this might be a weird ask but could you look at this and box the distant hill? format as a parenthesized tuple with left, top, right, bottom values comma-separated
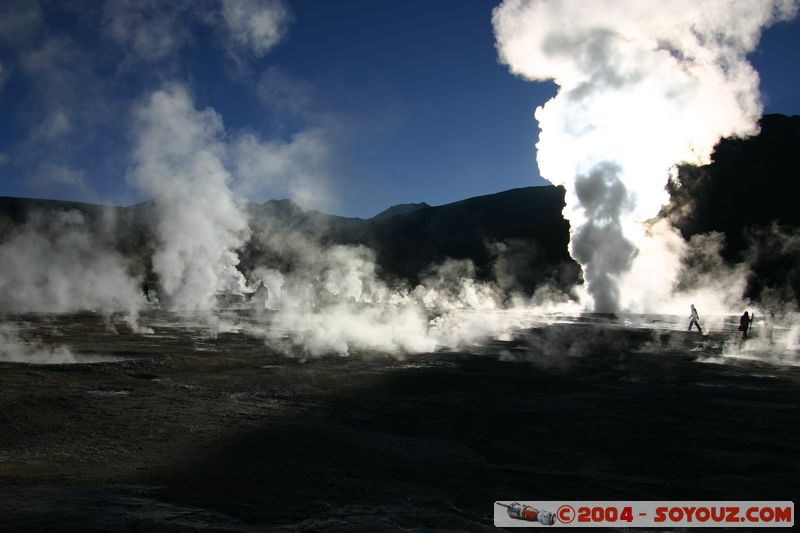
(353, 186, 575, 288)
(0, 185, 579, 296)
(240, 186, 578, 293)
(665, 114, 800, 303)
(2, 113, 799, 303)
(665, 114, 800, 250)
(371, 202, 430, 221)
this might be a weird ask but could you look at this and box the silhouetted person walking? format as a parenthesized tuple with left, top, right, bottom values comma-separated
(688, 304, 702, 334)
(739, 311, 753, 340)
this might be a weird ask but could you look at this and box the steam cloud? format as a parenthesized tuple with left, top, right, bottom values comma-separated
(0, 323, 75, 364)
(493, 0, 798, 312)
(124, 83, 538, 356)
(220, 0, 291, 57)
(0, 210, 143, 317)
(130, 85, 251, 311)
(243, 217, 537, 357)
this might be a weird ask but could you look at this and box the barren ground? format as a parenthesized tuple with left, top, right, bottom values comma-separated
(1, 312, 798, 531)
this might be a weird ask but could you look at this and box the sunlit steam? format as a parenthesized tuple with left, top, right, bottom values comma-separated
(493, 0, 798, 312)
(130, 85, 250, 311)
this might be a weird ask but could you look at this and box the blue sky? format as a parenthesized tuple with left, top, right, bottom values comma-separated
(0, 0, 798, 217)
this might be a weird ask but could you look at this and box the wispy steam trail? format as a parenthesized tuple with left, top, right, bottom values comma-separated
(493, 0, 798, 312)
(0, 323, 75, 364)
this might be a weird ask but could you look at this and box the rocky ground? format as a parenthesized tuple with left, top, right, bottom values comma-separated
(1, 312, 798, 531)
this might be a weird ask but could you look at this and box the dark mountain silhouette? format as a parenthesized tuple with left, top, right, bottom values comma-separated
(347, 186, 576, 289)
(665, 114, 800, 303)
(240, 186, 578, 293)
(1, 114, 799, 302)
(0, 186, 579, 296)
(371, 202, 430, 221)
(666, 114, 800, 250)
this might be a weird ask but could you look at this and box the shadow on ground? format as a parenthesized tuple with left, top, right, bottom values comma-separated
(1, 319, 798, 531)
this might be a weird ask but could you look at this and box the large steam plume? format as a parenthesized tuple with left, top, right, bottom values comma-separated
(130, 85, 250, 310)
(493, 0, 798, 312)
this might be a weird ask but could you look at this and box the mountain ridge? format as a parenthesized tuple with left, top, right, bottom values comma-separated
(2, 114, 800, 302)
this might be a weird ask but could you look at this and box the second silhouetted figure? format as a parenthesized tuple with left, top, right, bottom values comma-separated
(739, 311, 753, 340)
